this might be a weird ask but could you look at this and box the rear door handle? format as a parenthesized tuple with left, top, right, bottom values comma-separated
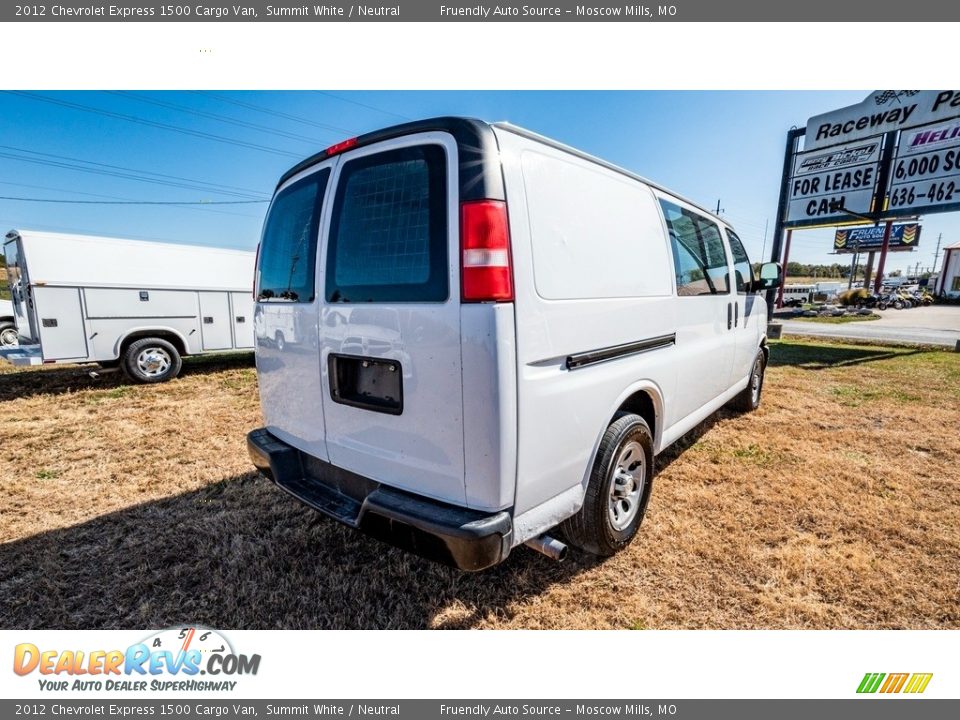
(727, 302, 732, 330)
(734, 302, 739, 327)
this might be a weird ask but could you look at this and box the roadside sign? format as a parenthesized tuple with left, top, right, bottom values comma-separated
(786, 138, 882, 224)
(771, 90, 960, 304)
(833, 223, 921, 254)
(887, 118, 960, 215)
(806, 90, 960, 151)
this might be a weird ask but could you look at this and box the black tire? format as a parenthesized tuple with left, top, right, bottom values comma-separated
(121, 337, 182, 383)
(560, 412, 655, 557)
(0, 321, 18, 347)
(729, 351, 766, 413)
(275, 331, 286, 352)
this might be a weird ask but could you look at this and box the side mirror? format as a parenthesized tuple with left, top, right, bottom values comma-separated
(752, 262, 783, 292)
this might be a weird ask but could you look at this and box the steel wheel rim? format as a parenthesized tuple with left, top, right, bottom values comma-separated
(0, 328, 17, 346)
(137, 347, 171, 377)
(607, 439, 646, 531)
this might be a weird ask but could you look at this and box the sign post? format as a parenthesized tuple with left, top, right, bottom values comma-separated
(873, 221, 894, 294)
(774, 229, 793, 309)
(767, 128, 805, 316)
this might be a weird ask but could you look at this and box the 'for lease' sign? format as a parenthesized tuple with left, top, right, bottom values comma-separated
(786, 138, 882, 225)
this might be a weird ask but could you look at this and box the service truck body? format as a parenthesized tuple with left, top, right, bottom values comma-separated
(2, 230, 255, 381)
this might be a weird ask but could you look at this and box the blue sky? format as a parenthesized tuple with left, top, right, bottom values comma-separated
(0, 90, 954, 274)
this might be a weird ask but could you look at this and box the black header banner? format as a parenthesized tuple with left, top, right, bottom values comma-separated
(5, 0, 960, 21)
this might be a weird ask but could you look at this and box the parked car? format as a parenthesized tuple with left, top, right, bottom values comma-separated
(2, 230, 255, 382)
(246, 118, 782, 571)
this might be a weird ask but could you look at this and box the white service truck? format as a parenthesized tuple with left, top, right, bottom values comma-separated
(2, 229, 256, 382)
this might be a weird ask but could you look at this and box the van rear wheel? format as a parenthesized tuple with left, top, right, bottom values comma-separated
(122, 337, 182, 384)
(560, 412, 654, 557)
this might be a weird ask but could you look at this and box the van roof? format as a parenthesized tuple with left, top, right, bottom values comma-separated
(276, 116, 729, 226)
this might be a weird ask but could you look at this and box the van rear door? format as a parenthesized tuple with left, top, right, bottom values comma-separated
(255, 161, 335, 462)
(317, 132, 467, 507)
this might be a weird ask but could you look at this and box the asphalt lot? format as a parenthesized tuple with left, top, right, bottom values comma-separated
(781, 305, 960, 347)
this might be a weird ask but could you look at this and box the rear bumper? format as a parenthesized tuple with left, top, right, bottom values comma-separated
(247, 428, 513, 572)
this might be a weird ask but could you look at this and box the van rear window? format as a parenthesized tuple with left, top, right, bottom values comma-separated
(326, 145, 448, 303)
(257, 170, 328, 303)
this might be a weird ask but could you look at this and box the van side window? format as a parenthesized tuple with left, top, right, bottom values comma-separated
(326, 145, 448, 303)
(659, 200, 730, 296)
(257, 169, 329, 303)
(725, 229, 754, 294)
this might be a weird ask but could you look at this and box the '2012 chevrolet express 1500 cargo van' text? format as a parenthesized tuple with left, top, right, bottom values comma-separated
(247, 118, 782, 571)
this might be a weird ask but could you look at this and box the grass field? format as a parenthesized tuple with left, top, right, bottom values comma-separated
(1, 340, 958, 630)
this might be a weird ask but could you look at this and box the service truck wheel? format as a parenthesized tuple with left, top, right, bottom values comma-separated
(730, 351, 766, 413)
(275, 331, 285, 352)
(560, 412, 654, 557)
(122, 338, 182, 383)
(0, 321, 17, 347)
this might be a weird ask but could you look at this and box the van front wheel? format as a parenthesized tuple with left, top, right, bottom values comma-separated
(729, 351, 766, 413)
(560, 412, 654, 557)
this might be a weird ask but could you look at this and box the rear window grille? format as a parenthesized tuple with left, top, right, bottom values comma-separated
(326, 145, 448, 303)
(335, 160, 431, 286)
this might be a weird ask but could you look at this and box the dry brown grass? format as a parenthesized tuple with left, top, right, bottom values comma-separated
(1, 340, 958, 630)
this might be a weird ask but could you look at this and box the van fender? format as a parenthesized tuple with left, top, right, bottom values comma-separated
(112, 325, 193, 360)
(577, 379, 666, 500)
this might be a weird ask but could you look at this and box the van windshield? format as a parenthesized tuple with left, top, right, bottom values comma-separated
(257, 170, 329, 302)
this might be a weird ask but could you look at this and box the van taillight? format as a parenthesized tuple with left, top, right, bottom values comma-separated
(461, 200, 513, 303)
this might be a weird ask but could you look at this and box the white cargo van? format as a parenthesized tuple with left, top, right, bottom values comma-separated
(247, 118, 782, 571)
(2, 230, 255, 382)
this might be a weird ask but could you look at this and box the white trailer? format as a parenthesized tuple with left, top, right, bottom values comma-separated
(2, 229, 255, 382)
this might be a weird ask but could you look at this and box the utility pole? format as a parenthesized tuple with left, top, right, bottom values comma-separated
(715, 199, 723, 215)
(759, 218, 769, 262)
(932, 232, 943, 273)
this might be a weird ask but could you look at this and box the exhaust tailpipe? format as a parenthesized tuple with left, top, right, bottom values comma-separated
(524, 534, 568, 562)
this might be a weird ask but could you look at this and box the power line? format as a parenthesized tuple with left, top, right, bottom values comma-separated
(311, 91, 413, 121)
(0, 146, 269, 200)
(0, 196, 266, 205)
(195, 91, 358, 136)
(108, 91, 333, 145)
(0, 181, 264, 219)
(6, 91, 303, 159)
